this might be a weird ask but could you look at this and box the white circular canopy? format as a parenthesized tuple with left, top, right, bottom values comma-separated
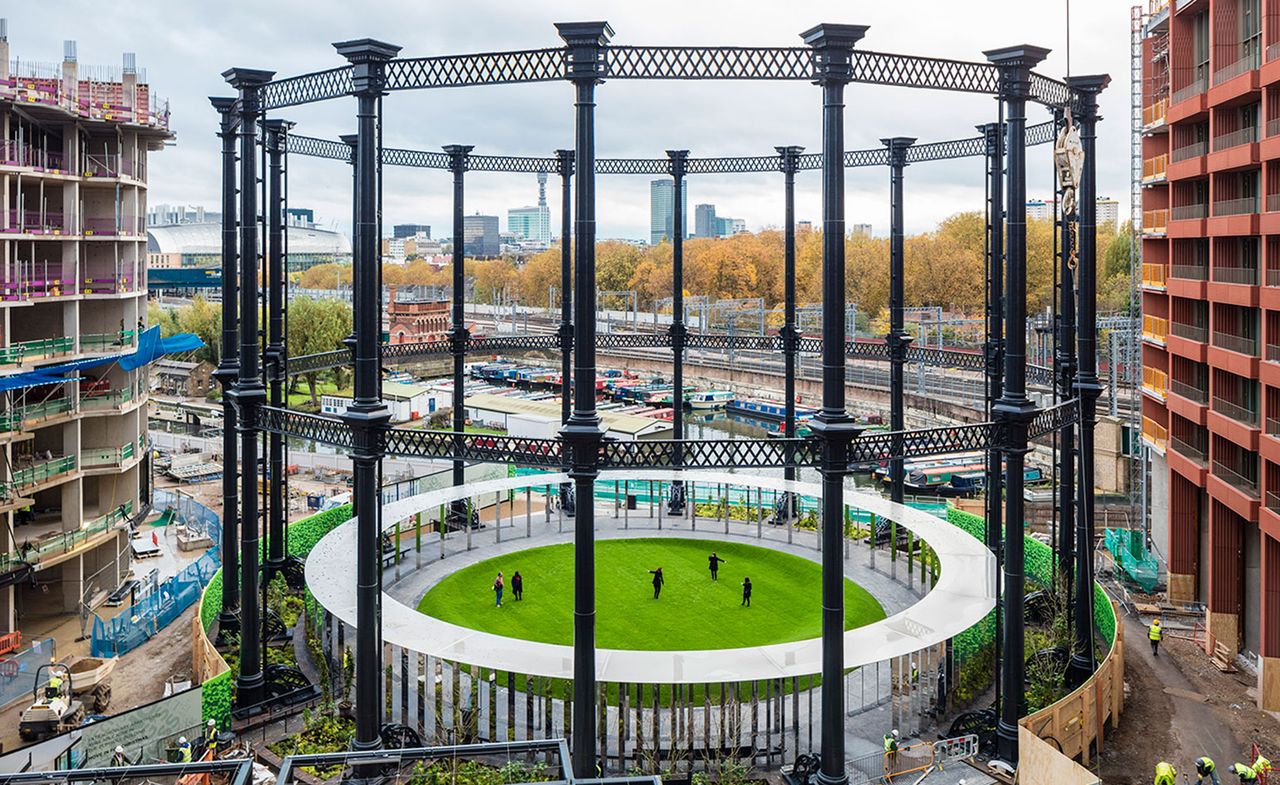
(307, 469, 996, 684)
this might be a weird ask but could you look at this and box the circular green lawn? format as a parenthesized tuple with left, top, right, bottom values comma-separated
(417, 537, 885, 650)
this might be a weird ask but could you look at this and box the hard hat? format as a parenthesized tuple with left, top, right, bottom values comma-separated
(178, 736, 187, 744)
(207, 719, 216, 726)
(115, 746, 124, 754)
(892, 729, 900, 738)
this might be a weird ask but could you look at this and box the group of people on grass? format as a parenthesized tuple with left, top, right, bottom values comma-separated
(489, 551, 753, 608)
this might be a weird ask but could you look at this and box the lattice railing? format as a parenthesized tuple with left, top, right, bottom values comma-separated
(384, 427, 564, 467)
(1028, 399, 1080, 441)
(260, 66, 354, 110)
(259, 407, 354, 450)
(607, 46, 814, 80)
(385, 49, 566, 90)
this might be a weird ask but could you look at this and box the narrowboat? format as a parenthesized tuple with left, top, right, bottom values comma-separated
(688, 390, 735, 410)
(727, 398, 819, 421)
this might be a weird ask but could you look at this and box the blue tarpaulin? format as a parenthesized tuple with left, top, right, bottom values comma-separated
(0, 328, 204, 391)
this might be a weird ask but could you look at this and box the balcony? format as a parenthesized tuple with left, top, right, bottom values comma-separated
(82, 216, 142, 237)
(81, 277, 136, 296)
(0, 399, 73, 433)
(1270, 343, 1280, 362)
(1170, 435, 1208, 464)
(80, 385, 137, 412)
(1171, 203, 1208, 221)
(1212, 265, 1260, 285)
(1269, 417, 1280, 436)
(1213, 126, 1259, 151)
(1142, 263, 1167, 289)
(1171, 78, 1208, 106)
(80, 441, 135, 470)
(1170, 321, 1207, 346)
(1212, 330, 1259, 356)
(1172, 141, 1207, 162)
(1171, 263, 1209, 281)
(9, 336, 75, 362)
(1143, 209, 1169, 235)
(1269, 491, 1280, 513)
(1142, 417, 1169, 451)
(1213, 459, 1259, 497)
(1143, 101, 1169, 130)
(1143, 315, 1169, 344)
(1211, 397, 1259, 426)
(1270, 118, 1280, 138)
(1143, 154, 1169, 182)
(1169, 378, 1208, 403)
(0, 141, 67, 172)
(1143, 367, 1169, 399)
(1213, 50, 1260, 85)
(3, 209, 67, 236)
(81, 330, 136, 352)
(0, 501, 133, 572)
(1214, 197, 1258, 217)
(3, 455, 77, 500)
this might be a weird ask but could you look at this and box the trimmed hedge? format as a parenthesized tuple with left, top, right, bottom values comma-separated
(945, 506, 1116, 666)
(197, 504, 353, 725)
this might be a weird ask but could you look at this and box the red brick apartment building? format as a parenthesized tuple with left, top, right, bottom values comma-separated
(1139, 0, 1280, 705)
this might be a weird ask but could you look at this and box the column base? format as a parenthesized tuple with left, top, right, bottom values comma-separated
(1167, 572, 1196, 605)
(1206, 610, 1239, 660)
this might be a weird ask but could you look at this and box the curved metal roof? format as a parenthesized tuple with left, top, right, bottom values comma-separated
(146, 222, 351, 255)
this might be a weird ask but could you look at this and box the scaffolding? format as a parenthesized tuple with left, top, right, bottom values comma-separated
(1131, 4, 1150, 547)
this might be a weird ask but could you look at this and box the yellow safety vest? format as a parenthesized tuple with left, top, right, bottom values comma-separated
(179, 744, 192, 763)
(1154, 761, 1176, 784)
(1255, 755, 1272, 773)
(1234, 763, 1259, 781)
(883, 735, 897, 752)
(1149, 623, 1162, 641)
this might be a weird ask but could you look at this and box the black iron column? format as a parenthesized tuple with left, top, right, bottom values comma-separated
(777, 145, 803, 494)
(334, 38, 401, 755)
(210, 96, 240, 641)
(980, 119, 1005, 716)
(556, 149, 575, 515)
(884, 137, 915, 515)
(341, 134, 359, 359)
(1066, 74, 1111, 689)
(555, 20, 612, 779)
(222, 67, 274, 711)
(264, 118, 292, 577)
(985, 44, 1049, 767)
(802, 23, 867, 785)
(1054, 109, 1076, 595)
(667, 149, 689, 515)
(445, 144, 473, 525)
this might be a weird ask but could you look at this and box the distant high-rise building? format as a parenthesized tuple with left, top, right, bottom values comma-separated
(147, 204, 215, 226)
(649, 179, 687, 245)
(463, 214, 500, 257)
(694, 204, 717, 238)
(286, 207, 314, 227)
(1096, 197, 1120, 229)
(394, 224, 431, 239)
(1026, 199, 1051, 221)
(797, 220, 814, 232)
(507, 172, 552, 247)
(730, 218, 746, 235)
(850, 223, 872, 237)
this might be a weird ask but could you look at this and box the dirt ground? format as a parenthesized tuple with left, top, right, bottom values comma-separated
(1096, 611, 1280, 783)
(0, 604, 195, 753)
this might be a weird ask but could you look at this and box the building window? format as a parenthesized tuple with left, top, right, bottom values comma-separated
(1242, 0, 1262, 61)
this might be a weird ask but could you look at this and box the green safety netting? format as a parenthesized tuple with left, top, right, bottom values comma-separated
(1104, 527, 1160, 593)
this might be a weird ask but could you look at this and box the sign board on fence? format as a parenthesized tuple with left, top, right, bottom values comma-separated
(79, 685, 201, 767)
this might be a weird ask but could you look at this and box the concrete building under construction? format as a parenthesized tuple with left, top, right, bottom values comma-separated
(0, 22, 169, 631)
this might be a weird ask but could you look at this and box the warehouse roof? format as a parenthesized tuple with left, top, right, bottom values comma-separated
(465, 393, 670, 438)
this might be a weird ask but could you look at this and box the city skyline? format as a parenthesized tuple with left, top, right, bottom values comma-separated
(0, 1, 1129, 242)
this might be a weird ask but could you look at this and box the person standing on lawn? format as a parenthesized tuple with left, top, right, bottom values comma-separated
(511, 571, 523, 601)
(650, 567, 664, 599)
(708, 552, 725, 580)
(741, 576, 752, 607)
(493, 572, 504, 607)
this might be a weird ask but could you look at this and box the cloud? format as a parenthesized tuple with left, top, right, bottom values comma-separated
(5, 0, 1129, 239)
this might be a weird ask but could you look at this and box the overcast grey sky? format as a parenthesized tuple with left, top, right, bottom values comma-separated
(6, 0, 1131, 240)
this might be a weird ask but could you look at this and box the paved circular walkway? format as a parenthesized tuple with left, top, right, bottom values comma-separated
(307, 470, 996, 684)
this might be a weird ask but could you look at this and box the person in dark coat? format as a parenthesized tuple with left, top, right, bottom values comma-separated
(650, 567, 664, 599)
(708, 552, 725, 581)
(511, 571, 523, 601)
(741, 576, 752, 607)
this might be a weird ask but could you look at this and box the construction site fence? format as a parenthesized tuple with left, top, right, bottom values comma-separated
(89, 492, 221, 658)
(0, 636, 56, 710)
(1103, 527, 1160, 593)
(845, 734, 978, 784)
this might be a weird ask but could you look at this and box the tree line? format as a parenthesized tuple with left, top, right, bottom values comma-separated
(294, 212, 1135, 319)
